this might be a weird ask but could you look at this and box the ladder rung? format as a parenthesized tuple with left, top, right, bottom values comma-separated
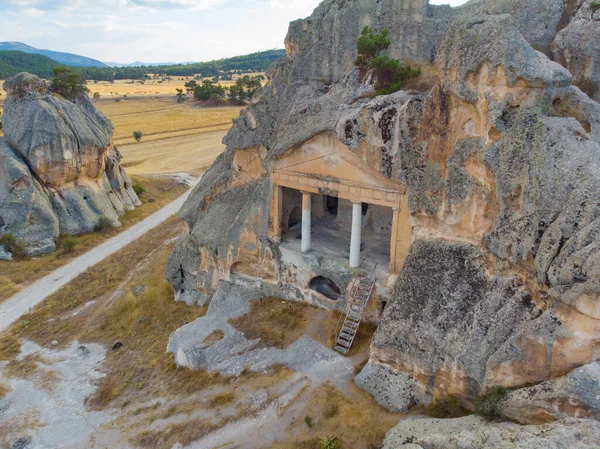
(336, 339, 351, 347)
(334, 345, 349, 354)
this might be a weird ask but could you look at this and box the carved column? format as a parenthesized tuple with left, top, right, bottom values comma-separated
(349, 201, 362, 268)
(301, 191, 312, 253)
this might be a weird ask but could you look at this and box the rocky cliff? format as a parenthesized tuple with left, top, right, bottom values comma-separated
(0, 73, 140, 255)
(167, 0, 600, 428)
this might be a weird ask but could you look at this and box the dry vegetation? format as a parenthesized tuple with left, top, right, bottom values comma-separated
(0, 175, 188, 303)
(0, 217, 233, 411)
(273, 382, 402, 449)
(88, 73, 264, 99)
(0, 382, 9, 400)
(229, 297, 323, 348)
(95, 97, 240, 175)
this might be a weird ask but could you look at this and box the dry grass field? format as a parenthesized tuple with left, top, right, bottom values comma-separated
(96, 97, 241, 175)
(88, 72, 264, 99)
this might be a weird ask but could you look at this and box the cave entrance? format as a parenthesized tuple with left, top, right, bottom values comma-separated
(287, 206, 302, 230)
(309, 276, 341, 301)
(326, 195, 339, 216)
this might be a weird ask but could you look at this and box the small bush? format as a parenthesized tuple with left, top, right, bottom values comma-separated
(50, 67, 88, 100)
(133, 130, 143, 142)
(475, 386, 508, 421)
(354, 26, 420, 95)
(94, 216, 113, 233)
(93, 92, 101, 100)
(60, 235, 78, 254)
(0, 234, 28, 260)
(427, 395, 470, 419)
(304, 416, 313, 428)
(592, 1, 600, 11)
(319, 436, 340, 449)
(132, 181, 146, 196)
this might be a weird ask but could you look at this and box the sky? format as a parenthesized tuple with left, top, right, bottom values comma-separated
(0, 0, 469, 64)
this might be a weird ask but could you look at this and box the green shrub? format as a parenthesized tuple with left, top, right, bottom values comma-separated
(371, 55, 421, 95)
(94, 216, 113, 233)
(427, 395, 470, 419)
(60, 235, 78, 254)
(355, 26, 391, 68)
(50, 67, 88, 100)
(591, 1, 600, 11)
(319, 436, 340, 449)
(0, 234, 28, 260)
(132, 130, 143, 142)
(132, 181, 146, 196)
(304, 416, 313, 428)
(475, 386, 508, 421)
(354, 26, 420, 95)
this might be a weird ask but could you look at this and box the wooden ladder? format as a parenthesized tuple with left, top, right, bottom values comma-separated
(333, 263, 377, 355)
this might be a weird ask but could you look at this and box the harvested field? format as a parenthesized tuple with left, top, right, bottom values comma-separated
(96, 97, 240, 175)
(88, 73, 264, 99)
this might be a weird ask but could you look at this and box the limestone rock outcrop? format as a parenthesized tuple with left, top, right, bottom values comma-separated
(381, 416, 600, 449)
(166, 0, 600, 433)
(0, 73, 140, 255)
(552, 0, 600, 102)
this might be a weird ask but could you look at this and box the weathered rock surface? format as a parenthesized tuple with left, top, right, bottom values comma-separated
(168, 281, 354, 380)
(381, 415, 600, 449)
(0, 73, 140, 255)
(552, 0, 600, 102)
(166, 0, 600, 437)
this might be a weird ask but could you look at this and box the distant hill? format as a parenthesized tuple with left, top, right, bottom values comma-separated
(0, 51, 61, 79)
(103, 50, 286, 70)
(0, 42, 107, 68)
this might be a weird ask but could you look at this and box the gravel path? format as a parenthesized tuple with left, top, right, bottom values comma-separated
(0, 185, 194, 333)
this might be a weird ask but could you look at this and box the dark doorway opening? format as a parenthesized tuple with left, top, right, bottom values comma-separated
(288, 205, 302, 230)
(362, 203, 369, 216)
(326, 196, 339, 216)
(309, 276, 341, 301)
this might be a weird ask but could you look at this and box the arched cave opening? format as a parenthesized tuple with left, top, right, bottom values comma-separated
(309, 276, 341, 301)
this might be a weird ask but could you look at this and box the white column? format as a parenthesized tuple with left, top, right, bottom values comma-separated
(350, 201, 362, 268)
(301, 191, 312, 253)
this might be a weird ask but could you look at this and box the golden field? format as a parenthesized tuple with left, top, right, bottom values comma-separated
(96, 97, 241, 175)
(88, 72, 264, 99)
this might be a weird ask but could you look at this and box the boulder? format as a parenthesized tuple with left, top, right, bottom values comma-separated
(0, 73, 141, 254)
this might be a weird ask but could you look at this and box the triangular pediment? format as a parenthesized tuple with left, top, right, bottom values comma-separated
(274, 132, 403, 192)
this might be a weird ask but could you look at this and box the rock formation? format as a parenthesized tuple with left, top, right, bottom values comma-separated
(167, 0, 600, 436)
(0, 73, 140, 255)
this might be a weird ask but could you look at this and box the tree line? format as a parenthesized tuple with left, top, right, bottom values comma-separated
(0, 49, 286, 82)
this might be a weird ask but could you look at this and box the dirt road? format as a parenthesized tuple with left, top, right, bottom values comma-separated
(0, 187, 193, 333)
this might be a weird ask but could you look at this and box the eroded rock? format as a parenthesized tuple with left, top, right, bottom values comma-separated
(0, 73, 140, 254)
